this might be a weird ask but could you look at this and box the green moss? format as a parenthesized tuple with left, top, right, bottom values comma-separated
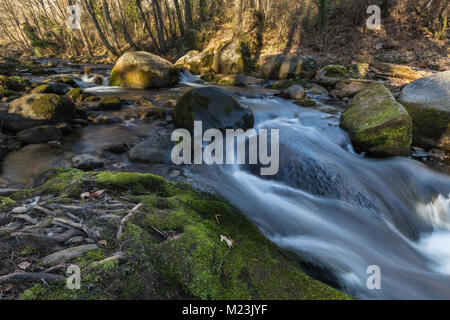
(98, 96, 122, 110)
(0, 75, 29, 91)
(295, 98, 317, 107)
(0, 88, 16, 97)
(341, 83, 412, 156)
(32, 84, 55, 94)
(0, 196, 15, 210)
(30, 94, 74, 118)
(16, 168, 351, 300)
(20, 245, 38, 256)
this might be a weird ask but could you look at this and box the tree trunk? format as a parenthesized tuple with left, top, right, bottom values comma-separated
(102, 0, 121, 54)
(184, 0, 193, 29)
(174, 0, 185, 35)
(136, 0, 162, 53)
(233, 0, 244, 38)
(82, 0, 119, 56)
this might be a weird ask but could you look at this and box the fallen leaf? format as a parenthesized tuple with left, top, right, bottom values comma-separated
(18, 261, 31, 270)
(215, 214, 221, 224)
(4, 284, 14, 292)
(220, 235, 234, 248)
(251, 258, 260, 262)
(98, 240, 108, 247)
(81, 190, 106, 200)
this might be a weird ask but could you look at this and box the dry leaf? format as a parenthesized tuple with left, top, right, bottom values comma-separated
(220, 235, 234, 248)
(18, 261, 31, 270)
(215, 214, 221, 224)
(98, 240, 108, 247)
(81, 190, 106, 200)
(4, 284, 14, 292)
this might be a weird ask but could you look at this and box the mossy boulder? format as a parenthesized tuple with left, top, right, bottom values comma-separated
(213, 74, 264, 87)
(98, 96, 122, 110)
(173, 87, 254, 132)
(398, 71, 450, 151)
(341, 83, 412, 156)
(315, 65, 347, 86)
(67, 88, 98, 103)
(0, 75, 30, 91)
(109, 51, 180, 89)
(8, 93, 76, 122)
(212, 39, 252, 75)
(16, 168, 350, 300)
(32, 84, 56, 94)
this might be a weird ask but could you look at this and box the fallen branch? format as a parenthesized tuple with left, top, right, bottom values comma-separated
(0, 272, 65, 285)
(116, 203, 142, 240)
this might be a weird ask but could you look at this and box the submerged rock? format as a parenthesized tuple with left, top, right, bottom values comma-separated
(341, 82, 412, 156)
(279, 85, 307, 100)
(17, 125, 61, 145)
(128, 134, 173, 164)
(398, 71, 450, 151)
(109, 51, 180, 89)
(99, 96, 122, 110)
(72, 154, 104, 170)
(173, 87, 254, 131)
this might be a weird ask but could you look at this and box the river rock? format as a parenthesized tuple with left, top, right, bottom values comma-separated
(315, 65, 347, 86)
(8, 93, 76, 122)
(109, 51, 180, 89)
(72, 154, 104, 170)
(370, 61, 421, 80)
(99, 96, 122, 110)
(176, 49, 214, 75)
(173, 87, 254, 131)
(0, 75, 30, 92)
(211, 39, 252, 75)
(279, 85, 306, 100)
(17, 125, 61, 145)
(128, 134, 173, 164)
(341, 82, 412, 156)
(260, 55, 318, 80)
(214, 74, 264, 87)
(332, 80, 372, 99)
(41, 244, 98, 266)
(398, 71, 450, 151)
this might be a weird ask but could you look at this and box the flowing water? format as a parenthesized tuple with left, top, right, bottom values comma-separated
(3, 62, 450, 299)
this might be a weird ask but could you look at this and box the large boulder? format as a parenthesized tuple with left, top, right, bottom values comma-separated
(341, 83, 412, 156)
(211, 39, 252, 75)
(109, 51, 180, 89)
(398, 71, 450, 150)
(8, 94, 75, 122)
(173, 87, 254, 131)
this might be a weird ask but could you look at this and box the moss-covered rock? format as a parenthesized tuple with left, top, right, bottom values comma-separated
(67, 88, 98, 103)
(176, 49, 215, 75)
(213, 74, 264, 87)
(370, 61, 421, 80)
(8, 93, 76, 121)
(260, 56, 318, 80)
(0, 88, 16, 98)
(32, 84, 56, 94)
(98, 96, 122, 110)
(398, 71, 450, 151)
(17, 125, 61, 145)
(110, 51, 180, 89)
(212, 39, 252, 75)
(341, 83, 412, 156)
(315, 65, 347, 86)
(0, 75, 30, 91)
(17, 168, 350, 300)
(0, 196, 15, 211)
(173, 87, 254, 132)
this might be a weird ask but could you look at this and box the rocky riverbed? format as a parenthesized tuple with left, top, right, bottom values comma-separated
(0, 51, 449, 299)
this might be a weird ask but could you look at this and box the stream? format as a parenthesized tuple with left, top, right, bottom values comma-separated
(3, 60, 450, 299)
